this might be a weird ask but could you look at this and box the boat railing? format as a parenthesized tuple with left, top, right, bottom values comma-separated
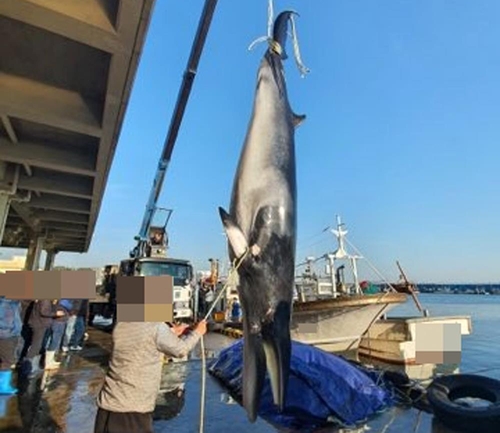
(295, 274, 365, 303)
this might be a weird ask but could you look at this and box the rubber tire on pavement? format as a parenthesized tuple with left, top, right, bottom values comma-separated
(427, 374, 500, 433)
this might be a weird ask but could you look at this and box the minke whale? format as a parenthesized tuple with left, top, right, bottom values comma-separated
(219, 11, 306, 422)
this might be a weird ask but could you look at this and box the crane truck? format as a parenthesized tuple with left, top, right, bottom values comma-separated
(118, 209, 194, 321)
(115, 0, 219, 323)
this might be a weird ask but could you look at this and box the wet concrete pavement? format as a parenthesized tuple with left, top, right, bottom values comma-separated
(0, 327, 255, 433)
(0, 326, 112, 433)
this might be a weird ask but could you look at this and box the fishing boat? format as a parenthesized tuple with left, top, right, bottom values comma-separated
(358, 315, 472, 366)
(381, 261, 421, 294)
(385, 281, 420, 294)
(357, 260, 472, 366)
(290, 216, 407, 353)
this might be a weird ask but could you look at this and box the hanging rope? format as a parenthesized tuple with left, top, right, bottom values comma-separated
(199, 333, 207, 433)
(248, 0, 274, 51)
(199, 248, 248, 433)
(288, 13, 310, 77)
(266, 0, 274, 39)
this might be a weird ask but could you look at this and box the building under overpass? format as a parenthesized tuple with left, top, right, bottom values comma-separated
(0, 0, 156, 269)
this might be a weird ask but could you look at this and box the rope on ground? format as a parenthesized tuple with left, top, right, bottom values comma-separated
(199, 248, 248, 433)
(378, 406, 398, 433)
(413, 410, 423, 433)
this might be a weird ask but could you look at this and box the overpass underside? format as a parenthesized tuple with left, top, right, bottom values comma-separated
(0, 0, 155, 267)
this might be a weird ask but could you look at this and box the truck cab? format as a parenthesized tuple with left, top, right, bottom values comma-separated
(119, 257, 194, 322)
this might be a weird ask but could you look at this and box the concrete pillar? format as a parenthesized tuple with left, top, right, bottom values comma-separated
(25, 236, 44, 271)
(44, 250, 57, 271)
(24, 239, 35, 270)
(0, 194, 10, 246)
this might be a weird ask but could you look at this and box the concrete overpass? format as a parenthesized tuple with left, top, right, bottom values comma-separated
(0, 0, 156, 269)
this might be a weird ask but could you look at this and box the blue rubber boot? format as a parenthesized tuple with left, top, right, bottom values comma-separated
(0, 369, 17, 395)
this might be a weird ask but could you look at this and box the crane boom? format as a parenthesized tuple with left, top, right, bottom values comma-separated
(132, 0, 219, 258)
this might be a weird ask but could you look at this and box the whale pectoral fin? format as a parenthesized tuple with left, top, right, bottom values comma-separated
(292, 112, 306, 128)
(219, 207, 248, 258)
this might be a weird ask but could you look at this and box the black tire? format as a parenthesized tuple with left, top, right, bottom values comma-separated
(427, 374, 500, 433)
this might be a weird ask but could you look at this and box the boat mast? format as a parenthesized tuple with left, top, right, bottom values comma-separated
(330, 215, 362, 295)
(326, 253, 337, 298)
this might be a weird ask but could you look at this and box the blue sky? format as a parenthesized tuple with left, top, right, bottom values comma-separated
(5, 1, 500, 283)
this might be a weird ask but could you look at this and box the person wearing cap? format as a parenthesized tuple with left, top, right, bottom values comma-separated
(94, 319, 207, 433)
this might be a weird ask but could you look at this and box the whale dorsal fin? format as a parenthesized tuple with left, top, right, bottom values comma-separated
(292, 113, 306, 128)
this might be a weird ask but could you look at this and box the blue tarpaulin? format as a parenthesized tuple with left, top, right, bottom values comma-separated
(209, 340, 393, 430)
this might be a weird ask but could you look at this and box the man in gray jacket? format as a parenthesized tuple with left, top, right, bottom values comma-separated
(94, 320, 207, 433)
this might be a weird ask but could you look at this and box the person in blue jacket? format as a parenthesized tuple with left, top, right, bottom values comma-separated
(230, 298, 242, 323)
(43, 299, 72, 370)
(0, 296, 22, 395)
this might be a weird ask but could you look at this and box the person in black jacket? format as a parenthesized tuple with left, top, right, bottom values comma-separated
(20, 300, 63, 377)
(105, 275, 117, 328)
